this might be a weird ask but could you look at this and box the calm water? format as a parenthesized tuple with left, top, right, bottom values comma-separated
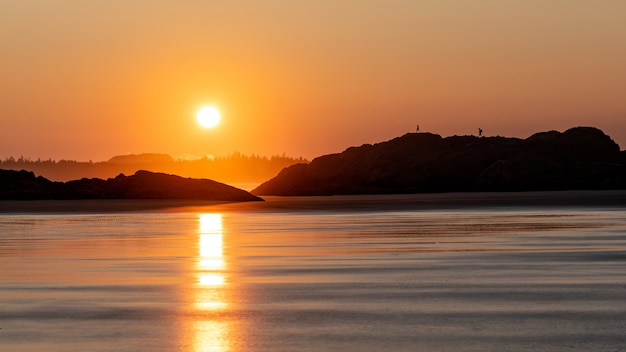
(1, 195, 626, 351)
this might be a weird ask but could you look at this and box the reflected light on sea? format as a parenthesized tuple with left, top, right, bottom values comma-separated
(2, 200, 626, 352)
(197, 213, 226, 290)
(193, 213, 230, 352)
(193, 321, 230, 352)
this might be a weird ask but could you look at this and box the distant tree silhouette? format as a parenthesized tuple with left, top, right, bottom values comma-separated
(0, 153, 308, 184)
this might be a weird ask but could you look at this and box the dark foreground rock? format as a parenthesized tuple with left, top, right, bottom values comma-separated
(0, 170, 263, 202)
(253, 127, 626, 196)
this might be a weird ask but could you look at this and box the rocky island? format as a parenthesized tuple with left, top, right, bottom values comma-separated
(253, 127, 626, 196)
(0, 170, 262, 202)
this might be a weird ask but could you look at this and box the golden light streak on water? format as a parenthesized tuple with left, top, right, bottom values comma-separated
(193, 321, 230, 352)
(200, 213, 222, 233)
(199, 273, 225, 286)
(193, 213, 229, 352)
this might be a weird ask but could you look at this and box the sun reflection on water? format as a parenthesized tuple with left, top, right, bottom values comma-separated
(198, 214, 225, 289)
(194, 213, 229, 352)
(193, 321, 230, 352)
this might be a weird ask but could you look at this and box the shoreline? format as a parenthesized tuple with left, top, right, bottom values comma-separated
(2, 190, 626, 213)
(217, 190, 626, 213)
(0, 199, 237, 214)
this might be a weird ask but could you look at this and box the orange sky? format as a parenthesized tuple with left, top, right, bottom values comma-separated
(2, 1, 626, 161)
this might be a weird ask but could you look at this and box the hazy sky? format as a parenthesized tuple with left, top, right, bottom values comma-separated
(2, 1, 626, 161)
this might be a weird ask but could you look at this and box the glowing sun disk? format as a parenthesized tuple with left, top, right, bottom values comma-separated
(197, 106, 220, 128)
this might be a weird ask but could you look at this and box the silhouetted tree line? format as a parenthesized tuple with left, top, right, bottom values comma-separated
(0, 153, 308, 186)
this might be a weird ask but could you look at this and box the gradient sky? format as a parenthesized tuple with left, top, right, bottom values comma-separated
(2, 1, 626, 161)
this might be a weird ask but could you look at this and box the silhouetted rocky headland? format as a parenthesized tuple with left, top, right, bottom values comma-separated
(0, 170, 262, 202)
(253, 127, 626, 196)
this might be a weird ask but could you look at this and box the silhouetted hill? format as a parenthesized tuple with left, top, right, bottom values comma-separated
(252, 127, 626, 196)
(0, 170, 262, 201)
(108, 153, 174, 164)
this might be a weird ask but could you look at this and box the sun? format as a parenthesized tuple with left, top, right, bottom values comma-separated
(197, 106, 220, 128)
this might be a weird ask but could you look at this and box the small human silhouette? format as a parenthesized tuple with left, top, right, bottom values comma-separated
(478, 128, 483, 137)
(416, 124, 420, 133)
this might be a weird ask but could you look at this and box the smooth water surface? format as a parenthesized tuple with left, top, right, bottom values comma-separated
(2, 195, 626, 351)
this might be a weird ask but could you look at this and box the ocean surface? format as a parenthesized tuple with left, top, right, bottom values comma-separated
(1, 194, 626, 351)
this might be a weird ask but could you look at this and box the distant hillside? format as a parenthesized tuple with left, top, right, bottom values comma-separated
(0, 169, 262, 201)
(0, 153, 307, 185)
(253, 127, 626, 196)
(108, 153, 174, 164)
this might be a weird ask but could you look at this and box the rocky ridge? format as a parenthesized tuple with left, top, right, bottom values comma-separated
(0, 170, 262, 202)
(253, 127, 626, 196)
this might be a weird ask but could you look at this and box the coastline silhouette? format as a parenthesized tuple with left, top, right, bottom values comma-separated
(0, 169, 262, 201)
(4, 126, 626, 199)
(253, 126, 626, 196)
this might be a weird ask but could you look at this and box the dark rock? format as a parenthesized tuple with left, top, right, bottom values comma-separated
(0, 170, 262, 202)
(253, 127, 626, 196)
(0, 169, 64, 199)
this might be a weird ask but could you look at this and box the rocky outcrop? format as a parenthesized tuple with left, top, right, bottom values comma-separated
(253, 127, 626, 196)
(0, 170, 262, 201)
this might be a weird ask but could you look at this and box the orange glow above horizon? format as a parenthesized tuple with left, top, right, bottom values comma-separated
(2, 1, 626, 162)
